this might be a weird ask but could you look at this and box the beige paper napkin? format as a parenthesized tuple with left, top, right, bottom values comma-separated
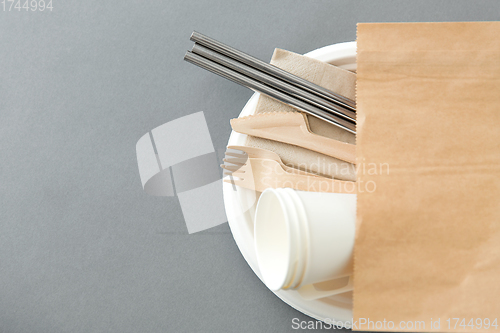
(354, 22, 500, 332)
(246, 49, 357, 181)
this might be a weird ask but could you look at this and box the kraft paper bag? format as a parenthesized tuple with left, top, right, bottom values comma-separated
(354, 22, 500, 332)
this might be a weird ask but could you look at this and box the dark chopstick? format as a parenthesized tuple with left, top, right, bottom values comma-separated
(190, 31, 356, 112)
(184, 50, 356, 134)
(191, 43, 356, 123)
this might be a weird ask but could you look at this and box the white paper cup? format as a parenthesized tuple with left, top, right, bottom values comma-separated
(254, 188, 356, 300)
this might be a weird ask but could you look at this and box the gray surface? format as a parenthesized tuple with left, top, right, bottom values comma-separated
(1, 1, 498, 332)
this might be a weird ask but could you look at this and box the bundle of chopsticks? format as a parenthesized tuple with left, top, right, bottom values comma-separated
(183, 32, 356, 134)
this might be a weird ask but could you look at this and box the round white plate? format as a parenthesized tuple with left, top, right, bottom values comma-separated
(223, 42, 356, 324)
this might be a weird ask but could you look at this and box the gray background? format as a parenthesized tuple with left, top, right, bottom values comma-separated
(1, 1, 498, 332)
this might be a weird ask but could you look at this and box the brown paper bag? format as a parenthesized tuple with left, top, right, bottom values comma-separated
(354, 22, 500, 332)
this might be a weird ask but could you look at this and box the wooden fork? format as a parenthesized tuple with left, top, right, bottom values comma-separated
(222, 157, 356, 194)
(224, 145, 323, 177)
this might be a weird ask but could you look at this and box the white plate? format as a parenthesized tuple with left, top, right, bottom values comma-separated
(223, 42, 356, 324)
